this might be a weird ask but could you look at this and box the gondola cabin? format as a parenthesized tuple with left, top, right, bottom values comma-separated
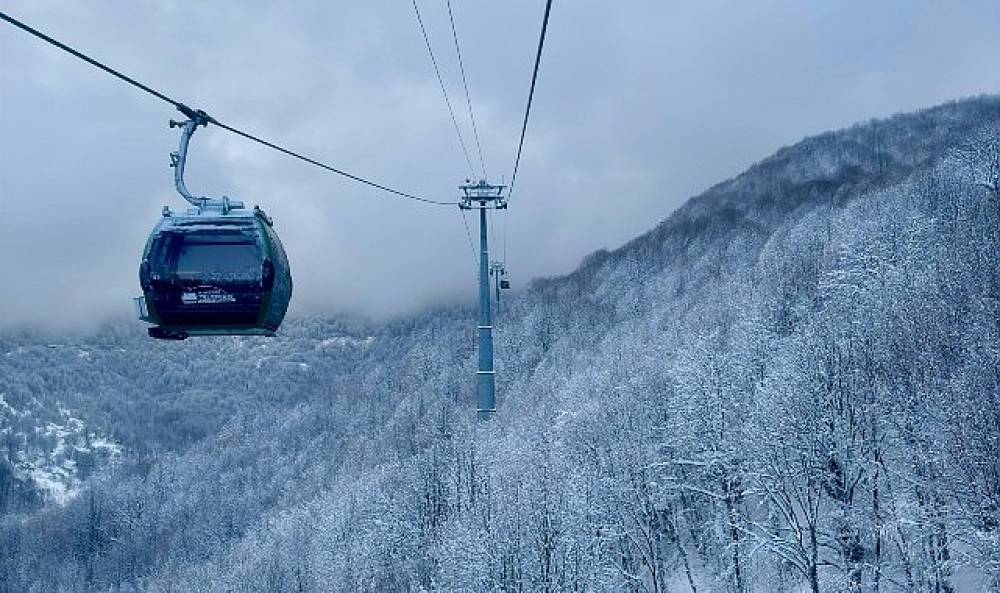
(135, 115, 292, 340)
(135, 203, 292, 340)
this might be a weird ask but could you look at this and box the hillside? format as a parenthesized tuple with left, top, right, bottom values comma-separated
(2, 95, 999, 593)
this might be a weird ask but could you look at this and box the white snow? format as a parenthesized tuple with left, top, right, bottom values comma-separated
(28, 466, 75, 505)
(3, 399, 122, 506)
(317, 336, 375, 349)
(91, 436, 123, 457)
(0, 393, 27, 417)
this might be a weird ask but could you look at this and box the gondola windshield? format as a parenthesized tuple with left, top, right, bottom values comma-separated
(161, 231, 261, 279)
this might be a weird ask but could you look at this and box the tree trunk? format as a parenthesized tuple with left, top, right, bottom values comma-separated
(808, 522, 820, 593)
(721, 475, 745, 593)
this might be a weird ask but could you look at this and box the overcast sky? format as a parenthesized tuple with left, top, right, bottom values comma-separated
(1, 1, 999, 332)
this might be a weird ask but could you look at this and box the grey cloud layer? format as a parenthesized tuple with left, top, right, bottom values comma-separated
(2, 0, 999, 330)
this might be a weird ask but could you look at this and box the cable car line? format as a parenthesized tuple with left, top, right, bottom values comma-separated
(0, 9, 456, 207)
(411, 0, 477, 179)
(488, 208, 497, 261)
(507, 0, 554, 202)
(446, 0, 488, 181)
(0, 11, 188, 112)
(459, 210, 478, 267)
(500, 0, 554, 270)
(502, 209, 509, 264)
(210, 121, 457, 205)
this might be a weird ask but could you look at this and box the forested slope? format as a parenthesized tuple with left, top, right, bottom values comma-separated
(2, 96, 999, 592)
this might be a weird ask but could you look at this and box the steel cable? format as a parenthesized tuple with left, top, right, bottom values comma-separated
(446, 0, 487, 181)
(507, 0, 553, 202)
(0, 9, 456, 206)
(411, 0, 477, 179)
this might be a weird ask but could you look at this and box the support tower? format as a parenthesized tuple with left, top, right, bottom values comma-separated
(459, 180, 507, 420)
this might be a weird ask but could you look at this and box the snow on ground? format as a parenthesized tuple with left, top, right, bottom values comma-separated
(0, 392, 28, 417)
(26, 461, 77, 506)
(317, 335, 375, 349)
(3, 399, 121, 506)
(91, 436, 124, 457)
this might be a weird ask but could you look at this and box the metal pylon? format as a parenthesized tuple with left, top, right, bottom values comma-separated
(459, 180, 507, 420)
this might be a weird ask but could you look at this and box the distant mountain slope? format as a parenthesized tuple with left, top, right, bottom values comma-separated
(2, 95, 999, 593)
(0, 318, 375, 510)
(572, 95, 999, 290)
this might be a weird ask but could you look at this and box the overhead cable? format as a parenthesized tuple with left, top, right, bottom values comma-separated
(0, 9, 455, 206)
(459, 210, 478, 268)
(446, 0, 487, 180)
(507, 0, 554, 202)
(410, 0, 477, 179)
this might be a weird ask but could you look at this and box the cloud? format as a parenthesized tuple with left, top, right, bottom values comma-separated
(2, 0, 999, 331)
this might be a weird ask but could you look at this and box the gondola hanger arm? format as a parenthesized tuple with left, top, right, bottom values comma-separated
(168, 112, 242, 213)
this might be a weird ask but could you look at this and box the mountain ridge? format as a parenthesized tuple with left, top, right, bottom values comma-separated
(557, 94, 1000, 293)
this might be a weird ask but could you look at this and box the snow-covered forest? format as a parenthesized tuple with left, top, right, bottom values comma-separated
(2, 96, 999, 592)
